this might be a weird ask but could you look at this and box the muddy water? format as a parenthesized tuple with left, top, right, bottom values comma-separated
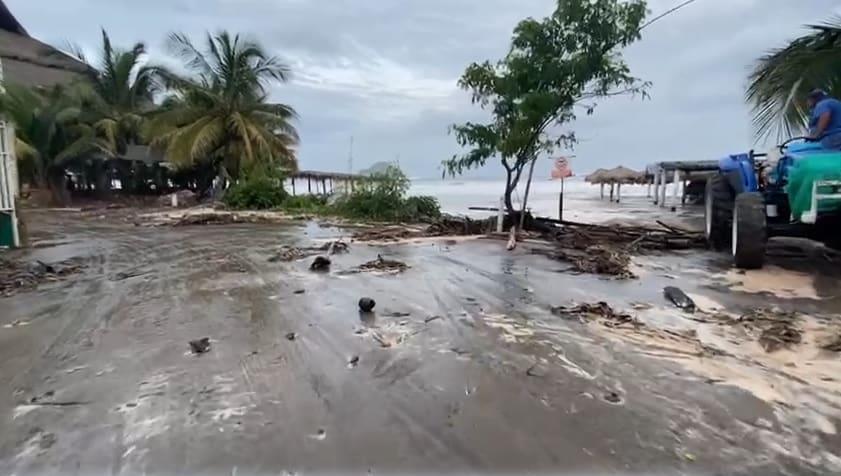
(1, 210, 840, 474)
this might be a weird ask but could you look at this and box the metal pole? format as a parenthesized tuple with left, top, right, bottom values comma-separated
(519, 158, 538, 231)
(600, 183, 605, 199)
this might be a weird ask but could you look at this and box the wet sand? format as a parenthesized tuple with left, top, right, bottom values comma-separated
(1, 209, 840, 474)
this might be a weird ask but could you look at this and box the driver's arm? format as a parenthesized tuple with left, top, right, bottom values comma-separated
(810, 111, 832, 140)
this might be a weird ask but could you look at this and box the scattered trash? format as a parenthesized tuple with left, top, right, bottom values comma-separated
(603, 391, 623, 404)
(820, 333, 841, 352)
(424, 315, 442, 324)
(348, 355, 359, 368)
(189, 337, 211, 354)
(359, 297, 376, 313)
(536, 245, 633, 279)
(285, 332, 297, 341)
(310, 428, 327, 441)
(310, 256, 331, 272)
(372, 332, 395, 348)
(3, 319, 30, 329)
(269, 241, 349, 263)
(386, 311, 411, 318)
(683, 452, 696, 462)
(357, 255, 409, 273)
(663, 286, 696, 312)
(326, 240, 349, 255)
(111, 270, 149, 281)
(293, 289, 306, 295)
(551, 302, 638, 327)
(525, 362, 547, 378)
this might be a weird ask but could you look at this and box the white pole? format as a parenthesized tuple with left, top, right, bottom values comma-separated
(647, 180, 651, 198)
(653, 168, 660, 204)
(671, 169, 680, 209)
(496, 195, 504, 233)
(659, 168, 668, 208)
(600, 183, 605, 199)
(171, 192, 178, 208)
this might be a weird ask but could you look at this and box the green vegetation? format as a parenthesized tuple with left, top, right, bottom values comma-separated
(0, 29, 297, 204)
(747, 18, 841, 142)
(223, 175, 287, 210)
(443, 0, 649, 213)
(333, 166, 440, 221)
(222, 165, 440, 222)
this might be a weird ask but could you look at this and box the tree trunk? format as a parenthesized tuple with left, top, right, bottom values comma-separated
(46, 167, 70, 206)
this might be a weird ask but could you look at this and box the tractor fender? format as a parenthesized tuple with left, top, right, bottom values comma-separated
(718, 153, 757, 193)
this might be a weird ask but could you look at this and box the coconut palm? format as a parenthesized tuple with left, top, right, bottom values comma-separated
(0, 83, 108, 204)
(145, 31, 298, 180)
(70, 29, 160, 153)
(746, 17, 841, 143)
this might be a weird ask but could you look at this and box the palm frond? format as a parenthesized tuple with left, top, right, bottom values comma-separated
(747, 17, 841, 142)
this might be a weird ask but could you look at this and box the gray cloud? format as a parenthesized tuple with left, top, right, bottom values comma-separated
(7, 0, 841, 178)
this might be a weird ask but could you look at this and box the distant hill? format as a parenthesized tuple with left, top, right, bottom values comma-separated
(358, 161, 397, 176)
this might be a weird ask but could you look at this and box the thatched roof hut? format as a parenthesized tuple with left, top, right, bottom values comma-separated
(585, 168, 609, 183)
(588, 166, 644, 184)
(0, 1, 92, 88)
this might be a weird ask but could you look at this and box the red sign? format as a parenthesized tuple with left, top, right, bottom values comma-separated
(551, 157, 573, 179)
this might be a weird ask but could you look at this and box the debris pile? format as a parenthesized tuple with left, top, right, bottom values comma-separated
(1, 258, 86, 297)
(268, 240, 349, 262)
(551, 302, 639, 328)
(189, 337, 211, 354)
(352, 215, 495, 242)
(310, 256, 331, 272)
(737, 308, 802, 352)
(532, 220, 705, 278)
(170, 212, 281, 226)
(357, 255, 409, 273)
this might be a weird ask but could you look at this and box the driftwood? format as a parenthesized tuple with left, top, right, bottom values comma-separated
(530, 218, 705, 278)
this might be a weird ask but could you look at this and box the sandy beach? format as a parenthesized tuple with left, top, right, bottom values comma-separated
(0, 204, 840, 474)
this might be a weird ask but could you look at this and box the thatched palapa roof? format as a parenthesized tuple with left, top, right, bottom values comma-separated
(0, 1, 93, 88)
(586, 166, 644, 184)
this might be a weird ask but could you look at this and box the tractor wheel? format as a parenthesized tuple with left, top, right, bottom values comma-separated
(732, 192, 767, 269)
(705, 174, 733, 250)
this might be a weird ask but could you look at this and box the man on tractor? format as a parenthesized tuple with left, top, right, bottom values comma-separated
(807, 89, 841, 150)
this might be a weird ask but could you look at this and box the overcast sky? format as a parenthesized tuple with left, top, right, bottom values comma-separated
(8, 0, 841, 178)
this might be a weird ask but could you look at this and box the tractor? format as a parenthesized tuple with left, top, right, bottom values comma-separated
(704, 138, 841, 269)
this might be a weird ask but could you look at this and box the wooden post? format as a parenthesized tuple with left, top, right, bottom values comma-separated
(653, 169, 661, 204)
(681, 176, 688, 205)
(616, 183, 622, 203)
(322, 178, 327, 195)
(291, 178, 296, 196)
(659, 168, 668, 208)
(308, 177, 312, 194)
(609, 182, 615, 202)
(647, 180, 652, 198)
(600, 183, 605, 199)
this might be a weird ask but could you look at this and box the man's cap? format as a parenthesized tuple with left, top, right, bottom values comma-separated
(808, 89, 828, 101)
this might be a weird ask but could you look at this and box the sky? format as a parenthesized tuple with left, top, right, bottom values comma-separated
(7, 0, 841, 179)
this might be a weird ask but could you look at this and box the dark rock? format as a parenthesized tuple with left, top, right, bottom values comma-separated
(293, 289, 306, 295)
(286, 332, 297, 341)
(189, 337, 211, 354)
(359, 297, 376, 312)
(663, 286, 695, 312)
(310, 256, 331, 272)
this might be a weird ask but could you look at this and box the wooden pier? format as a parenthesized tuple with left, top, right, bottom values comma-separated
(645, 160, 719, 208)
(288, 170, 371, 196)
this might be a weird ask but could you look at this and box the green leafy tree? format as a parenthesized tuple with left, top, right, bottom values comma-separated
(444, 0, 649, 214)
(145, 31, 299, 187)
(747, 18, 841, 143)
(0, 83, 108, 204)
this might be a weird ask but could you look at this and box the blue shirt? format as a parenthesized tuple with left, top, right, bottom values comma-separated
(810, 98, 841, 146)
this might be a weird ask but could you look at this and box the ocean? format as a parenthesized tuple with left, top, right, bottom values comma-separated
(409, 177, 660, 224)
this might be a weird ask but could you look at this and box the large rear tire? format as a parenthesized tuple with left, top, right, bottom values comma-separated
(705, 174, 733, 250)
(732, 192, 766, 269)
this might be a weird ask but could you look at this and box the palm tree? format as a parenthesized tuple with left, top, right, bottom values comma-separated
(0, 83, 108, 204)
(746, 17, 841, 143)
(145, 31, 298, 184)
